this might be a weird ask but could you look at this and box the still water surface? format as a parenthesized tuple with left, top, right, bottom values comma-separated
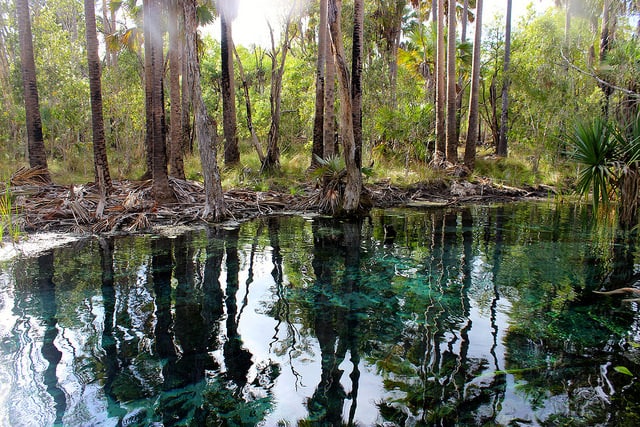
(0, 203, 639, 426)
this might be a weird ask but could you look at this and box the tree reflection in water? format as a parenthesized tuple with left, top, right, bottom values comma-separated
(1, 204, 640, 425)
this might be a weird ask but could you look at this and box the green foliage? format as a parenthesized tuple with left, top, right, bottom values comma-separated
(0, 186, 20, 242)
(568, 118, 617, 209)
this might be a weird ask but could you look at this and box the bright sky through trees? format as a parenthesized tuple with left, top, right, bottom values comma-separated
(215, 0, 555, 47)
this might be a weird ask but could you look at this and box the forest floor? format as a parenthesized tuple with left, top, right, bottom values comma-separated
(6, 166, 556, 238)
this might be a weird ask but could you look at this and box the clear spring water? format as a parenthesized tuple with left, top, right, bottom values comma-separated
(1, 202, 639, 426)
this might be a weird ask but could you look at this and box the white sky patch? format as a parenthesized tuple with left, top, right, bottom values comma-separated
(210, 0, 557, 48)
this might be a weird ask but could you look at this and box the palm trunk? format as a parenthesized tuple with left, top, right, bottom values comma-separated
(146, 0, 174, 202)
(84, 0, 112, 193)
(311, 0, 328, 167)
(351, 0, 364, 169)
(497, 0, 511, 157)
(221, 4, 239, 165)
(434, 0, 446, 163)
(168, 0, 185, 180)
(464, 0, 483, 171)
(445, 0, 458, 163)
(16, 0, 50, 181)
(184, 0, 226, 220)
(324, 42, 336, 158)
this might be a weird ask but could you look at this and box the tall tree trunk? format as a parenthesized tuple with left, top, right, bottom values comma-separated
(16, 0, 50, 181)
(142, 0, 153, 179)
(168, 0, 185, 179)
(599, 0, 614, 118)
(464, 0, 483, 171)
(328, 0, 362, 214)
(181, 33, 193, 155)
(445, 0, 458, 163)
(461, 0, 469, 43)
(145, 0, 174, 203)
(184, 0, 226, 220)
(497, 0, 511, 158)
(434, 0, 446, 163)
(84, 0, 112, 193)
(234, 45, 264, 162)
(312, 0, 328, 167)
(352, 0, 364, 169)
(324, 42, 336, 158)
(263, 15, 294, 172)
(220, 0, 240, 165)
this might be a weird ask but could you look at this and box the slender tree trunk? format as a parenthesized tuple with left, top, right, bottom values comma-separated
(145, 0, 174, 202)
(328, 0, 362, 214)
(464, 0, 483, 171)
(181, 33, 193, 155)
(434, 0, 446, 163)
(142, 0, 153, 179)
(497, 0, 511, 157)
(445, 0, 458, 163)
(352, 0, 364, 169)
(16, 0, 50, 181)
(461, 0, 469, 43)
(312, 0, 328, 167)
(234, 45, 264, 162)
(84, 0, 112, 193)
(599, 0, 614, 118)
(168, 0, 185, 179)
(184, 0, 226, 220)
(324, 42, 336, 158)
(263, 16, 294, 172)
(221, 1, 240, 165)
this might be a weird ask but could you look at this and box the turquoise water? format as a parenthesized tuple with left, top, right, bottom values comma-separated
(0, 203, 639, 426)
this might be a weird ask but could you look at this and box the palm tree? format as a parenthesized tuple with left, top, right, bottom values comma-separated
(16, 0, 50, 182)
(168, 0, 185, 180)
(497, 0, 511, 157)
(569, 115, 640, 229)
(220, 0, 240, 165)
(445, 0, 458, 163)
(84, 0, 112, 194)
(464, 0, 482, 171)
(435, 0, 446, 163)
(311, 0, 328, 167)
(352, 0, 364, 168)
(144, 0, 174, 203)
(184, 0, 227, 220)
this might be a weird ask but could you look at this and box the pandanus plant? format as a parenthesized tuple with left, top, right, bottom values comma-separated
(569, 114, 640, 228)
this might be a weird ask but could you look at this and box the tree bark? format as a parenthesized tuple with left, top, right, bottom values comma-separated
(328, 0, 362, 214)
(84, 0, 112, 193)
(445, 0, 458, 163)
(464, 0, 483, 171)
(311, 0, 328, 167)
(352, 0, 364, 169)
(145, 0, 174, 203)
(324, 41, 336, 158)
(263, 16, 294, 172)
(184, 0, 226, 220)
(434, 0, 446, 163)
(497, 0, 511, 157)
(221, 0, 240, 165)
(234, 45, 264, 162)
(599, 0, 614, 118)
(168, 0, 185, 179)
(16, 0, 50, 181)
